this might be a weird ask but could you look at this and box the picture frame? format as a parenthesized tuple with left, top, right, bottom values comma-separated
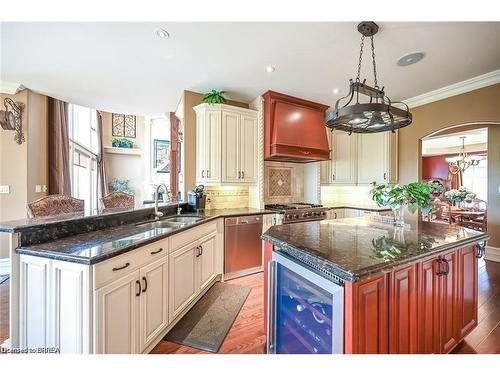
(154, 139, 170, 173)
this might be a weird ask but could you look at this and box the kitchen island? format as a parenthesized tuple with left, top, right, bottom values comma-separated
(262, 217, 488, 354)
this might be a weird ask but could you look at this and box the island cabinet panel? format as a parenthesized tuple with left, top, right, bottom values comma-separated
(389, 264, 418, 354)
(263, 241, 274, 333)
(457, 246, 478, 339)
(344, 274, 388, 354)
(439, 250, 459, 353)
(417, 257, 441, 354)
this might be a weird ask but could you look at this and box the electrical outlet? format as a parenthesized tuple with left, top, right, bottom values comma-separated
(35, 185, 42, 193)
(0, 185, 10, 194)
(42, 185, 48, 192)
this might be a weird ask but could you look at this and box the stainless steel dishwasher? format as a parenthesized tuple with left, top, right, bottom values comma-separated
(224, 215, 263, 280)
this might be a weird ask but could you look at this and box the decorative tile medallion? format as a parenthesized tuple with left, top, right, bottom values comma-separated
(268, 168, 292, 197)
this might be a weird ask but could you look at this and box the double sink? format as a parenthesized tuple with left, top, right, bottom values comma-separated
(135, 214, 206, 231)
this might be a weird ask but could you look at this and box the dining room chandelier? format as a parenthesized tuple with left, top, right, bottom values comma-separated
(325, 21, 413, 134)
(446, 136, 482, 173)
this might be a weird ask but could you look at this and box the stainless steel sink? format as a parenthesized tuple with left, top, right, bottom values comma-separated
(135, 215, 205, 229)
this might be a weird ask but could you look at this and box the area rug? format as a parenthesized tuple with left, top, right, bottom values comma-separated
(163, 282, 251, 353)
(0, 275, 8, 285)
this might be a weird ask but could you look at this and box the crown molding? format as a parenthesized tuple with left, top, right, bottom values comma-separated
(403, 69, 500, 109)
(0, 81, 25, 95)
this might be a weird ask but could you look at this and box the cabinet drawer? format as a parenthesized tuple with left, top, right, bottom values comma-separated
(169, 221, 218, 253)
(93, 239, 168, 290)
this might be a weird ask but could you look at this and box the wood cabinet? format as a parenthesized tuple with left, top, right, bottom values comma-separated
(343, 245, 480, 354)
(345, 274, 388, 354)
(168, 230, 218, 322)
(195, 103, 258, 185)
(320, 130, 398, 185)
(221, 110, 258, 183)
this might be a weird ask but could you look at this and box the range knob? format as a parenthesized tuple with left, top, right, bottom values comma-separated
(286, 214, 293, 219)
(294, 214, 299, 219)
(320, 212, 326, 216)
(304, 212, 310, 217)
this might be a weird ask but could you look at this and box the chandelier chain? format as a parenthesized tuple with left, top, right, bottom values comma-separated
(356, 35, 365, 82)
(370, 36, 378, 88)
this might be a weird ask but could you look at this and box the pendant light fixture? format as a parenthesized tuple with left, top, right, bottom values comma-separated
(325, 22, 412, 134)
(446, 136, 482, 173)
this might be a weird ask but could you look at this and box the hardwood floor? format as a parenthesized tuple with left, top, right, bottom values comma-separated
(1, 260, 499, 354)
(151, 272, 266, 354)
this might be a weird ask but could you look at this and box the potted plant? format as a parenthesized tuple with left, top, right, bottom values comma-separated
(202, 90, 227, 105)
(371, 182, 433, 227)
(444, 186, 476, 208)
(111, 138, 134, 149)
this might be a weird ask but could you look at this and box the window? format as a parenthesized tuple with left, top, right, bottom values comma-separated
(462, 158, 487, 201)
(68, 104, 99, 214)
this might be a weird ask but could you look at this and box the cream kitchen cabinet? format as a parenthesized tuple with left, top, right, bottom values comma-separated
(168, 229, 218, 322)
(321, 130, 398, 185)
(195, 103, 258, 185)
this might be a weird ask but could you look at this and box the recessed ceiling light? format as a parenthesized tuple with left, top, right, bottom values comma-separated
(265, 66, 276, 73)
(155, 28, 170, 39)
(332, 88, 340, 95)
(397, 52, 425, 67)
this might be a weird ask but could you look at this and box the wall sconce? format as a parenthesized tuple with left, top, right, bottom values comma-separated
(0, 98, 25, 144)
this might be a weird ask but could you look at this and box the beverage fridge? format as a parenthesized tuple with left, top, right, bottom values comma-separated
(267, 251, 344, 354)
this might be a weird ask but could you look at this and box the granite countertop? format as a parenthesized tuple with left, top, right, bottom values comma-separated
(262, 217, 488, 282)
(16, 207, 274, 265)
(327, 204, 391, 212)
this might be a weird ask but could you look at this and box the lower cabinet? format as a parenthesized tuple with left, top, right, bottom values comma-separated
(345, 245, 480, 354)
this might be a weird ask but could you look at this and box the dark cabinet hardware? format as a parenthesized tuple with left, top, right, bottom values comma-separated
(150, 248, 163, 255)
(135, 280, 141, 296)
(442, 258, 450, 276)
(112, 262, 130, 272)
(196, 246, 201, 257)
(475, 243, 485, 259)
(238, 171, 241, 179)
(383, 172, 387, 180)
(436, 259, 445, 276)
(207, 170, 210, 178)
(200, 245, 203, 256)
(141, 277, 148, 293)
(332, 173, 335, 181)
(201, 170, 205, 178)
(242, 171, 245, 179)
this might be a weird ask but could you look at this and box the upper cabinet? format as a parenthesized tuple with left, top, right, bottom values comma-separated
(195, 103, 258, 185)
(321, 130, 398, 186)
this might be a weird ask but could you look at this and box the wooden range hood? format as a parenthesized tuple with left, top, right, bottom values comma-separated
(263, 90, 330, 163)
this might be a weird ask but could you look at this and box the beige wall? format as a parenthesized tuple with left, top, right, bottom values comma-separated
(101, 111, 146, 205)
(181, 90, 249, 199)
(399, 83, 500, 246)
(0, 90, 48, 258)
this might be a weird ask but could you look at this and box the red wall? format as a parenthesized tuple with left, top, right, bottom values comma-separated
(422, 156, 449, 180)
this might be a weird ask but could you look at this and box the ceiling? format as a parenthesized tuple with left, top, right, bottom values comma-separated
(422, 128, 488, 155)
(1, 22, 500, 115)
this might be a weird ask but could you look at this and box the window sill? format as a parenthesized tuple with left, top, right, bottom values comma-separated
(104, 146, 142, 156)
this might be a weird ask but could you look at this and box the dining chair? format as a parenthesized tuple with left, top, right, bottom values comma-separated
(100, 191, 135, 209)
(427, 199, 452, 224)
(27, 195, 85, 218)
(458, 198, 487, 232)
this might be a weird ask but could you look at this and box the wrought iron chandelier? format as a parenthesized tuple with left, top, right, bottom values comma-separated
(325, 22, 412, 134)
(446, 136, 482, 173)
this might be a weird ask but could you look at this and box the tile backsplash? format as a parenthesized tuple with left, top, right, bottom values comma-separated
(204, 186, 249, 209)
(321, 185, 377, 207)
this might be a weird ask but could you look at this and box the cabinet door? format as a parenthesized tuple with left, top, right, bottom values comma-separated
(440, 250, 459, 353)
(357, 133, 388, 184)
(345, 274, 388, 354)
(389, 264, 418, 353)
(169, 243, 198, 322)
(457, 246, 478, 339)
(240, 114, 258, 183)
(196, 111, 206, 182)
(205, 110, 221, 183)
(331, 131, 357, 184)
(94, 270, 140, 354)
(139, 258, 168, 352)
(320, 128, 332, 184)
(198, 232, 217, 291)
(221, 110, 241, 183)
(418, 257, 440, 354)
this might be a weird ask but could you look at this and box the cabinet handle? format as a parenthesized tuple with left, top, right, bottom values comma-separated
(135, 280, 141, 296)
(112, 262, 130, 272)
(238, 171, 241, 179)
(151, 247, 163, 255)
(201, 170, 205, 178)
(200, 245, 203, 256)
(241, 171, 244, 179)
(442, 259, 450, 276)
(332, 174, 335, 181)
(196, 246, 201, 257)
(384, 172, 387, 180)
(273, 217, 277, 225)
(207, 170, 210, 178)
(475, 243, 485, 259)
(334, 212, 337, 219)
(141, 276, 148, 293)
(436, 259, 444, 276)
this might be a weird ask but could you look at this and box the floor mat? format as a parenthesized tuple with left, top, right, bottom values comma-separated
(163, 282, 251, 353)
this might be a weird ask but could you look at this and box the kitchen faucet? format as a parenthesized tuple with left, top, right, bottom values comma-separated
(154, 183, 169, 220)
(177, 191, 182, 215)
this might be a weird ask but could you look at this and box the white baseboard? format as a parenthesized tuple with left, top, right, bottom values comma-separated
(485, 246, 500, 263)
(0, 258, 10, 276)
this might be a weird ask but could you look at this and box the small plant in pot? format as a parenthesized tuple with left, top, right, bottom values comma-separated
(111, 138, 134, 149)
(202, 90, 227, 105)
(444, 186, 476, 208)
(371, 182, 433, 227)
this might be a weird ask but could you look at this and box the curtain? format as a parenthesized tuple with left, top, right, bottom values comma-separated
(96, 110, 108, 207)
(48, 98, 71, 195)
(449, 168, 463, 190)
(169, 112, 180, 199)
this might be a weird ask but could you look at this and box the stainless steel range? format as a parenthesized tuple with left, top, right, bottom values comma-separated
(264, 203, 328, 224)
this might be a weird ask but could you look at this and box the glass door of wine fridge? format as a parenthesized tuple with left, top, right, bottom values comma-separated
(267, 252, 344, 354)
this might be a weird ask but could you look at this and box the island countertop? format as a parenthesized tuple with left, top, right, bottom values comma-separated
(261, 217, 488, 282)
